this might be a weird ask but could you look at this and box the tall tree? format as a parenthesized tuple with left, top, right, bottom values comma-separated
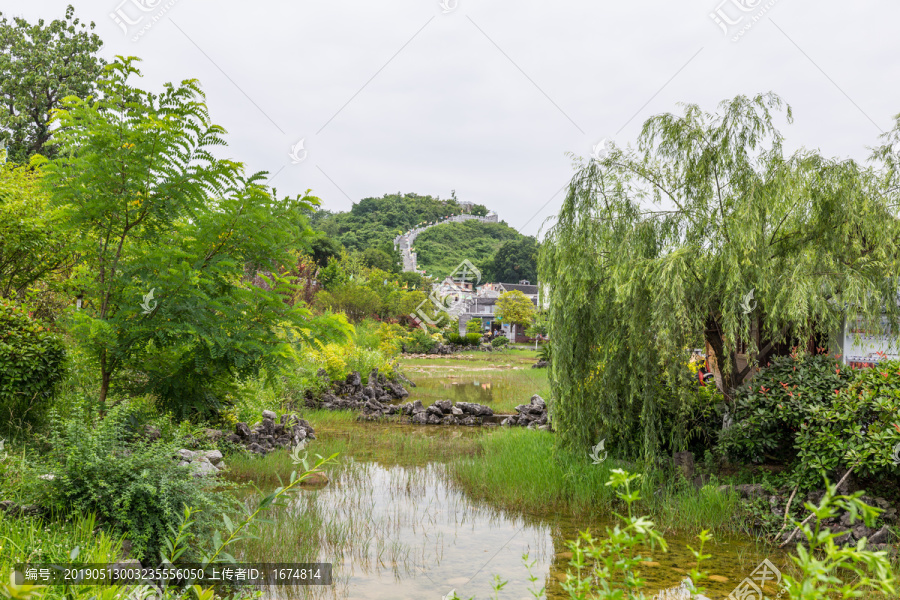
(43, 58, 347, 412)
(495, 290, 536, 329)
(0, 5, 104, 163)
(541, 93, 900, 458)
(485, 237, 539, 283)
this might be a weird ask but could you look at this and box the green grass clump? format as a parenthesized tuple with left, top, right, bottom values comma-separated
(452, 428, 751, 535)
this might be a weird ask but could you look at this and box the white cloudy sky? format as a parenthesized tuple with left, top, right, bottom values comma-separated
(5, 0, 899, 236)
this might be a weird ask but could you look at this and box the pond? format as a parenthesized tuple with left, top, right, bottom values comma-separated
(232, 356, 789, 599)
(238, 458, 786, 600)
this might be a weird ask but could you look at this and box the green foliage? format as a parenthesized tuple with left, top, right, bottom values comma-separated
(406, 328, 438, 353)
(495, 290, 536, 326)
(0, 5, 105, 163)
(483, 237, 539, 284)
(466, 332, 483, 345)
(491, 335, 509, 348)
(541, 92, 900, 458)
(46, 400, 225, 561)
(414, 220, 525, 279)
(781, 479, 897, 599)
(361, 247, 398, 273)
(796, 361, 900, 482)
(0, 298, 65, 432)
(310, 192, 466, 253)
(0, 162, 69, 304)
(720, 354, 852, 464)
(316, 282, 382, 322)
(43, 57, 346, 413)
(466, 318, 483, 333)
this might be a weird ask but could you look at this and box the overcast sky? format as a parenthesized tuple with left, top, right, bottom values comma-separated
(5, 0, 899, 237)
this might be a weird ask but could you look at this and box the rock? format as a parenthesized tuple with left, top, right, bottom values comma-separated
(530, 395, 546, 410)
(411, 412, 428, 424)
(831, 525, 853, 546)
(235, 422, 251, 438)
(852, 523, 872, 541)
(460, 416, 479, 426)
(247, 443, 266, 455)
(176, 449, 196, 461)
(201, 450, 224, 466)
(882, 508, 897, 523)
(434, 400, 452, 413)
(874, 497, 891, 510)
(840, 511, 855, 527)
(425, 405, 444, 418)
(262, 410, 277, 421)
(225, 433, 241, 444)
(538, 424, 551, 431)
(769, 495, 784, 518)
(673, 452, 695, 481)
(191, 461, 218, 478)
(143, 425, 161, 442)
(441, 415, 459, 425)
(451, 406, 463, 416)
(346, 371, 362, 387)
(411, 400, 425, 414)
(367, 369, 379, 387)
(867, 525, 892, 545)
(732, 484, 767, 501)
(806, 490, 826, 507)
(202, 428, 223, 442)
(301, 472, 329, 488)
(532, 360, 548, 369)
(261, 418, 275, 435)
(426, 413, 442, 425)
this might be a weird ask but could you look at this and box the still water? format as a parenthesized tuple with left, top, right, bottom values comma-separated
(260, 460, 784, 600)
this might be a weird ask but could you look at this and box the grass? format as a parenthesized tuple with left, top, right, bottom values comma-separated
(450, 427, 754, 536)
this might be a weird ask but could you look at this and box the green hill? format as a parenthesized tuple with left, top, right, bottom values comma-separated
(413, 220, 528, 280)
(310, 193, 487, 255)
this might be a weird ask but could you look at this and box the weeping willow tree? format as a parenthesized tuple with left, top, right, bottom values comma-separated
(541, 93, 900, 459)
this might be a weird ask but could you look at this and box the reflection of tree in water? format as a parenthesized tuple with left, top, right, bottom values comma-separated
(442, 381, 494, 404)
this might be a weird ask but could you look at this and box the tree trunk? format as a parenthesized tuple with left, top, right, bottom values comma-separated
(705, 316, 740, 402)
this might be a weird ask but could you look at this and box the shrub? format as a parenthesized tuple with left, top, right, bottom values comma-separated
(718, 354, 851, 464)
(46, 400, 226, 561)
(406, 328, 437, 353)
(796, 360, 900, 483)
(0, 298, 65, 432)
(491, 336, 509, 347)
(465, 332, 483, 346)
(466, 319, 483, 333)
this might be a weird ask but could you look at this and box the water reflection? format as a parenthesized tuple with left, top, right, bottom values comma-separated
(254, 462, 782, 600)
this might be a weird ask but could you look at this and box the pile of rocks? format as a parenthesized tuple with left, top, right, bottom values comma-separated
(531, 360, 548, 369)
(359, 398, 495, 426)
(207, 410, 316, 456)
(501, 395, 550, 430)
(718, 483, 898, 554)
(307, 369, 410, 411)
(175, 448, 226, 477)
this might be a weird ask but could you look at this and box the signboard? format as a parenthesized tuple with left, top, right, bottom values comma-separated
(842, 316, 900, 368)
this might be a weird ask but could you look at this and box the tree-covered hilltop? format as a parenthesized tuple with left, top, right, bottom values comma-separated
(309, 192, 488, 256)
(413, 219, 537, 281)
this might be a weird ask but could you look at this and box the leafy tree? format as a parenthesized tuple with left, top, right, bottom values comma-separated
(362, 247, 398, 273)
(43, 58, 344, 412)
(495, 290, 536, 328)
(0, 5, 104, 163)
(541, 93, 900, 457)
(470, 204, 489, 217)
(307, 233, 342, 268)
(484, 237, 539, 283)
(466, 318, 483, 333)
(0, 161, 70, 303)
